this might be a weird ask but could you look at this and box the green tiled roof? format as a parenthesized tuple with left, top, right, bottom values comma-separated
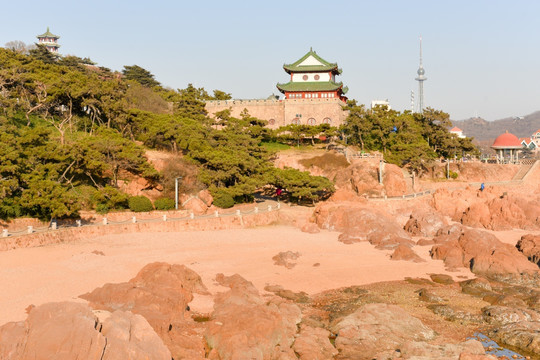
(276, 81, 343, 93)
(37, 27, 60, 39)
(283, 49, 340, 73)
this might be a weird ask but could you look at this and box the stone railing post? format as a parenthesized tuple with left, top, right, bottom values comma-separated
(190, 213, 195, 220)
(267, 205, 272, 212)
(254, 207, 258, 214)
(163, 215, 167, 222)
(132, 216, 136, 224)
(27, 226, 33, 234)
(214, 211, 219, 217)
(2, 229, 7, 238)
(76, 220, 82, 227)
(51, 221, 57, 230)
(236, 210, 241, 216)
(103, 218, 108, 225)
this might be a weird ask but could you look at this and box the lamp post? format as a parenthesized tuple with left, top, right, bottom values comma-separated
(175, 176, 182, 210)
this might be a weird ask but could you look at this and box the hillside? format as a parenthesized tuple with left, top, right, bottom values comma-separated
(452, 110, 540, 141)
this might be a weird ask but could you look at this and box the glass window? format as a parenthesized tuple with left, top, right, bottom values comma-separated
(307, 118, 316, 125)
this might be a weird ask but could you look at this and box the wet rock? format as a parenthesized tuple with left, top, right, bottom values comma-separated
(430, 273, 455, 285)
(482, 306, 540, 325)
(428, 304, 483, 323)
(330, 303, 435, 359)
(397, 339, 487, 359)
(272, 251, 301, 269)
(292, 325, 338, 360)
(460, 277, 493, 297)
(390, 244, 425, 262)
(489, 320, 540, 356)
(205, 273, 301, 360)
(516, 234, 540, 266)
(404, 209, 448, 237)
(417, 288, 445, 303)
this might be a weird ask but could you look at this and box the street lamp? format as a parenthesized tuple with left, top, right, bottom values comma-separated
(175, 176, 183, 210)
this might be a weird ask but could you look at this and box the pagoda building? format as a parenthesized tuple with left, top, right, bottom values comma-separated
(36, 27, 60, 53)
(277, 48, 348, 101)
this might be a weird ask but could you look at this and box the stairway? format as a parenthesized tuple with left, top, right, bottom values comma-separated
(512, 160, 537, 181)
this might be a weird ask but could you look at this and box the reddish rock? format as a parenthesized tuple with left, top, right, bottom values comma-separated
(272, 251, 301, 269)
(489, 320, 540, 356)
(397, 339, 488, 359)
(330, 303, 435, 359)
(205, 273, 301, 360)
(404, 209, 448, 237)
(430, 229, 538, 275)
(390, 244, 425, 262)
(383, 163, 407, 196)
(417, 238, 435, 246)
(300, 222, 320, 234)
(80, 262, 209, 359)
(181, 195, 209, 215)
(314, 203, 412, 249)
(292, 325, 338, 360)
(198, 189, 213, 206)
(516, 234, 540, 266)
(482, 305, 540, 325)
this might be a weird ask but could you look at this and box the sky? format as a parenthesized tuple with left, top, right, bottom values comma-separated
(1, 0, 539, 121)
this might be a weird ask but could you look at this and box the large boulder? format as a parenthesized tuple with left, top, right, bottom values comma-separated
(314, 203, 413, 249)
(80, 262, 209, 359)
(205, 273, 301, 360)
(0, 302, 171, 360)
(330, 303, 436, 359)
(430, 229, 538, 276)
(292, 325, 338, 360)
(516, 234, 540, 266)
(404, 209, 448, 237)
(390, 244, 425, 263)
(489, 320, 540, 356)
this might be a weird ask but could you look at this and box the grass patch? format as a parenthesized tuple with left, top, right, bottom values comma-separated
(261, 141, 290, 152)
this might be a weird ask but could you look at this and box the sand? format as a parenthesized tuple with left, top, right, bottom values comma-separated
(0, 225, 478, 325)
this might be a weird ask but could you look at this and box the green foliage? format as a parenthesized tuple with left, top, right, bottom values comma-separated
(154, 198, 176, 210)
(260, 141, 291, 152)
(122, 65, 160, 87)
(275, 124, 338, 146)
(267, 168, 335, 203)
(28, 44, 57, 64)
(91, 186, 129, 213)
(128, 195, 154, 212)
(212, 190, 235, 209)
(449, 170, 459, 179)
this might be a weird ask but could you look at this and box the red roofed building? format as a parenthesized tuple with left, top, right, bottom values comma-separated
(449, 126, 465, 138)
(491, 131, 522, 163)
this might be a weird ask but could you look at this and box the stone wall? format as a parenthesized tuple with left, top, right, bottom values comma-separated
(0, 211, 280, 252)
(205, 98, 348, 129)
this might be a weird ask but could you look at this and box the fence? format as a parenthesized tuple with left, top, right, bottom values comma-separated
(1, 202, 281, 239)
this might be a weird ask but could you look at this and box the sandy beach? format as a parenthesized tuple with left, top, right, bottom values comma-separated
(0, 225, 478, 325)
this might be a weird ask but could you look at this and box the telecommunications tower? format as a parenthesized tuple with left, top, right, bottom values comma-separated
(415, 36, 427, 112)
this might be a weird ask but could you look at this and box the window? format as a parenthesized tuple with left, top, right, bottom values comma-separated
(323, 118, 331, 124)
(268, 119, 276, 125)
(292, 118, 301, 125)
(314, 74, 320, 80)
(307, 118, 316, 125)
(302, 75, 308, 81)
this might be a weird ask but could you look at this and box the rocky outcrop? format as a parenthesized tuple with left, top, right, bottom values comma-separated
(0, 302, 171, 360)
(430, 228, 538, 276)
(314, 202, 413, 249)
(204, 273, 301, 360)
(516, 234, 540, 266)
(330, 303, 436, 359)
(80, 262, 209, 359)
(292, 325, 338, 360)
(404, 209, 448, 237)
(489, 321, 540, 356)
(390, 244, 425, 262)
(272, 251, 301, 269)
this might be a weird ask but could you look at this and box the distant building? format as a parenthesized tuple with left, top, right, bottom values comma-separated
(520, 129, 540, 152)
(37, 27, 60, 53)
(415, 36, 427, 113)
(491, 131, 522, 164)
(371, 99, 391, 110)
(449, 126, 466, 138)
(205, 49, 349, 129)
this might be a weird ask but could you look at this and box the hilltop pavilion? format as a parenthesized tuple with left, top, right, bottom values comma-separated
(37, 27, 60, 53)
(277, 49, 348, 101)
(491, 131, 522, 164)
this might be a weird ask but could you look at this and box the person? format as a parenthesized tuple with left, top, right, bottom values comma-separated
(480, 183, 485, 192)
(276, 188, 282, 202)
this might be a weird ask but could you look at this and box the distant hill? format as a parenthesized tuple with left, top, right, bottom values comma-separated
(452, 111, 540, 141)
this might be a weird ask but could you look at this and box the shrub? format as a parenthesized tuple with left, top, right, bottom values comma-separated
(128, 195, 154, 212)
(449, 170, 459, 179)
(91, 186, 129, 213)
(154, 197, 175, 210)
(213, 191, 235, 209)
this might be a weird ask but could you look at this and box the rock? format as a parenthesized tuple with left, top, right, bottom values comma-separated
(330, 303, 435, 359)
(416, 238, 435, 246)
(264, 284, 311, 303)
(390, 244, 425, 262)
(417, 288, 445, 303)
(460, 277, 493, 296)
(404, 209, 448, 237)
(427, 304, 482, 323)
(382, 164, 407, 197)
(197, 189, 213, 206)
(301, 222, 320, 234)
(482, 294, 528, 308)
(482, 306, 540, 325)
(292, 325, 338, 360)
(430, 228, 538, 276)
(430, 273, 455, 285)
(80, 262, 209, 359)
(459, 354, 498, 360)
(314, 203, 413, 249)
(181, 195, 209, 215)
(205, 273, 301, 360)
(489, 320, 540, 356)
(272, 251, 301, 269)
(516, 234, 540, 266)
(397, 339, 487, 359)
(0, 302, 171, 360)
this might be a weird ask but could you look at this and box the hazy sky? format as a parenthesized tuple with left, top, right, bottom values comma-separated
(2, 0, 538, 120)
